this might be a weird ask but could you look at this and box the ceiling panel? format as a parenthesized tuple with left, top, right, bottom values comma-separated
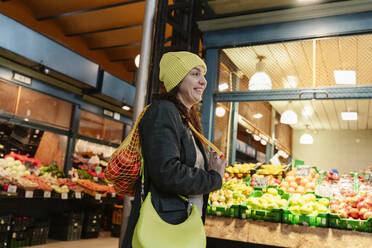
(270, 100, 372, 131)
(106, 46, 141, 61)
(56, 2, 145, 35)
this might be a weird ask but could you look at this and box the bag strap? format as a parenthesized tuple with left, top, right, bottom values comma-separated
(185, 120, 224, 157)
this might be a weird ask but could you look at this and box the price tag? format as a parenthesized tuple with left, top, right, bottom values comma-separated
(7, 185, 17, 193)
(75, 192, 82, 199)
(95, 194, 101, 200)
(71, 177, 78, 182)
(43, 191, 51, 198)
(296, 166, 311, 176)
(315, 185, 332, 198)
(111, 193, 116, 198)
(93, 177, 98, 182)
(25, 191, 34, 198)
(253, 177, 269, 188)
(61, 193, 68, 200)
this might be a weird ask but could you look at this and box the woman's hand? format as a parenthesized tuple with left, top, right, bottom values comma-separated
(208, 151, 227, 179)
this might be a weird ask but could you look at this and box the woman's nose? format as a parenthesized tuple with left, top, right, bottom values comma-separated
(200, 75, 207, 85)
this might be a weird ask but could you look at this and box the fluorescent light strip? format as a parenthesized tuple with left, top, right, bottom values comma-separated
(334, 70, 356, 85)
(341, 112, 357, 120)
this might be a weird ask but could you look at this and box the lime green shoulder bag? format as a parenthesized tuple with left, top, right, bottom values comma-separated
(132, 191, 206, 248)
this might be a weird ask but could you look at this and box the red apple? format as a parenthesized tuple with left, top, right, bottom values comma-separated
(349, 208, 359, 219)
(357, 201, 368, 210)
(339, 210, 348, 219)
(359, 208, 368, 220)
(363, 211, 372, 220)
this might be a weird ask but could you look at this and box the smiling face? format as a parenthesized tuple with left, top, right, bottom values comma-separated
(176, 66, 207, 109)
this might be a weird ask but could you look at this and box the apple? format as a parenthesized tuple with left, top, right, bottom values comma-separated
(363, 211, 372, 220)
(359, 208, 368, 220)
(339, 210, 348, 218)
(349, 208, 359, 219)
(357, 201, 368, 210)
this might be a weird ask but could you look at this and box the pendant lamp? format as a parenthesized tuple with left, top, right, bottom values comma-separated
(280, 102, 298, 124)
(249, 56, 272, 90)
(300, 125, 314, 144)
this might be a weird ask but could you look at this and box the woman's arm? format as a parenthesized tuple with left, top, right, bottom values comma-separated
(140, 102, 222, 196)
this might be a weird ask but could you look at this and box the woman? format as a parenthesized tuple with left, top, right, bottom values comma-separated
(122, 51, 227, 247)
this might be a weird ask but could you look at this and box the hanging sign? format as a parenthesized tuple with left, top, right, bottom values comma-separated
(61, 193, 68, 200)
(7, 185, 17, 193)
(296, 166, 311, 176)
(75, 191, 82, 199)
(43, 191, 51, 198)
(253, 177, 269, 188)
(25, 191, 34, 198)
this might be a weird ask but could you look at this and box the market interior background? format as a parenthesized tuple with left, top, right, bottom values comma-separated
(1, 0, 372, 248)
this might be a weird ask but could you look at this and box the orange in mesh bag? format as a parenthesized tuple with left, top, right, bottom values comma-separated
(104, 105, 151, 196)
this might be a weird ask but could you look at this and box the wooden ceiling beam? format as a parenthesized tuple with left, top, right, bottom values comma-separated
(37, 0, 145, 21)
(65, 23, 142, 37)
(90, 42, 141, 50)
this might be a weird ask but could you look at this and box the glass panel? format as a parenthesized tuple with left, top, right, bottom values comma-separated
(17, 87, 72, 129)
(219, 33, 372, 91)
(218, 99, 372, 173)
(0, 121, 68, 171)
(79, 110, 124, 144)
(214, 102, 231, 158)
(0, 80, 19, 114)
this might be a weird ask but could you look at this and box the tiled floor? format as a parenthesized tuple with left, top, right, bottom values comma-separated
(31, 232, 119, 248)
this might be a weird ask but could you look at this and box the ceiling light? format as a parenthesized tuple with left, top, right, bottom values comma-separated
(246, 128, 252, 134)
(253, 113, 263, 119)
(122, 106, 130, 111)
(302, 105, 313, 117)
(219, 83, 229, 91)
(249, 56, 272, 91)
(135, 54, 140, 68)
(283, 76, 298, 88)
(334, 70, 356, 85)
(300, 133, 314, 144)
(216, 107, 226, 117)
(253, 134, 261, 141)
(280, 110, 298, 124)
(260, 139, 267, 145)
(341, 112, 357, 120)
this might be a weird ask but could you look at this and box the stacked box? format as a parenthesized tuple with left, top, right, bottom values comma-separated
(110, 224, 121, 237)
(49, 212, 84, 241)
(8, 216, 33, 247)
(29, 221, 49, 246)
(0, 215, 11, 248)
(81, 211, 102, 239)
(329, 213, 372, 233)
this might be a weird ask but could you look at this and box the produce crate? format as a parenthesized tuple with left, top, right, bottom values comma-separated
(29, 221, 49, 246)
(8, 239, 28, 248)
(81, 224, 100, 239)
(329, 213, 372, 233)
(50, 223, 82, 241)
(52, 212, 84, 226)
(0, 215, 11, 225)
(11, 216, 33, 232)
(110, 224, 121, 237)
(207, 204, 240, 218)
(240, 189, 289, 222)
(282, 210, 328, 227)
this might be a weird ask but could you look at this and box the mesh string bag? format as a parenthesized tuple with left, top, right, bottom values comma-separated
(104, 105, 151, 196)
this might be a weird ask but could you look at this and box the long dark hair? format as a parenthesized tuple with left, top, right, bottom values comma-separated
(152, 85, 203, 134)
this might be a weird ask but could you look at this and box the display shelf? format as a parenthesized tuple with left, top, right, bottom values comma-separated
(205, 216, 372, 248)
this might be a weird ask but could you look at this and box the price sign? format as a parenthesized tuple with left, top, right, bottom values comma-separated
(95, 194, 101, 200)
(111, 193, 116, 198)
(43, 191, 51, 198)
(71, 177, 78, 182)
(296, 166, 311, 176)
(7, 185, 17, 193)
(25, 191, 34, 198)
(315, 185, 332, 198)
(93, 177, 98, 182)
(75, 192, 82, 199)
(61, 193, 68, 200)
(254, 177, 269, 188)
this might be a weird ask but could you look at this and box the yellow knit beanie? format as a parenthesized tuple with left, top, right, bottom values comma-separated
(159, 51, 207, 92)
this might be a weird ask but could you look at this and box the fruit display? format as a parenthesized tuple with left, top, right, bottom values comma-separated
(280, 167, 319, 193)
(208, 178, 254, 207)
(5, 152, 45, 167)
(253, 164, 286, 179)
(78, 179, 114, 193)
(246, 188, 288, 210)
(57, 178, 84, 192)
(23, 174, 53, 191)
(0, 157, 30, 177)
(330, 190, 372, 220)
(225, 163, 255, 179)
(39, 165, 65, 178)
(287, 193, 329, 216)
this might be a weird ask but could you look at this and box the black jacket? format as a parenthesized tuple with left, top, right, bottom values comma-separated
(122, 100, 222, 248)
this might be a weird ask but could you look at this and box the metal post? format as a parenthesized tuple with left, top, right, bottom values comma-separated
(201, 49, 219, 141)
(119, 0, 156, 247)
(270, 109, 277, 159)
(228, 72, 239, 165)
(63, 105, 80, 176)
